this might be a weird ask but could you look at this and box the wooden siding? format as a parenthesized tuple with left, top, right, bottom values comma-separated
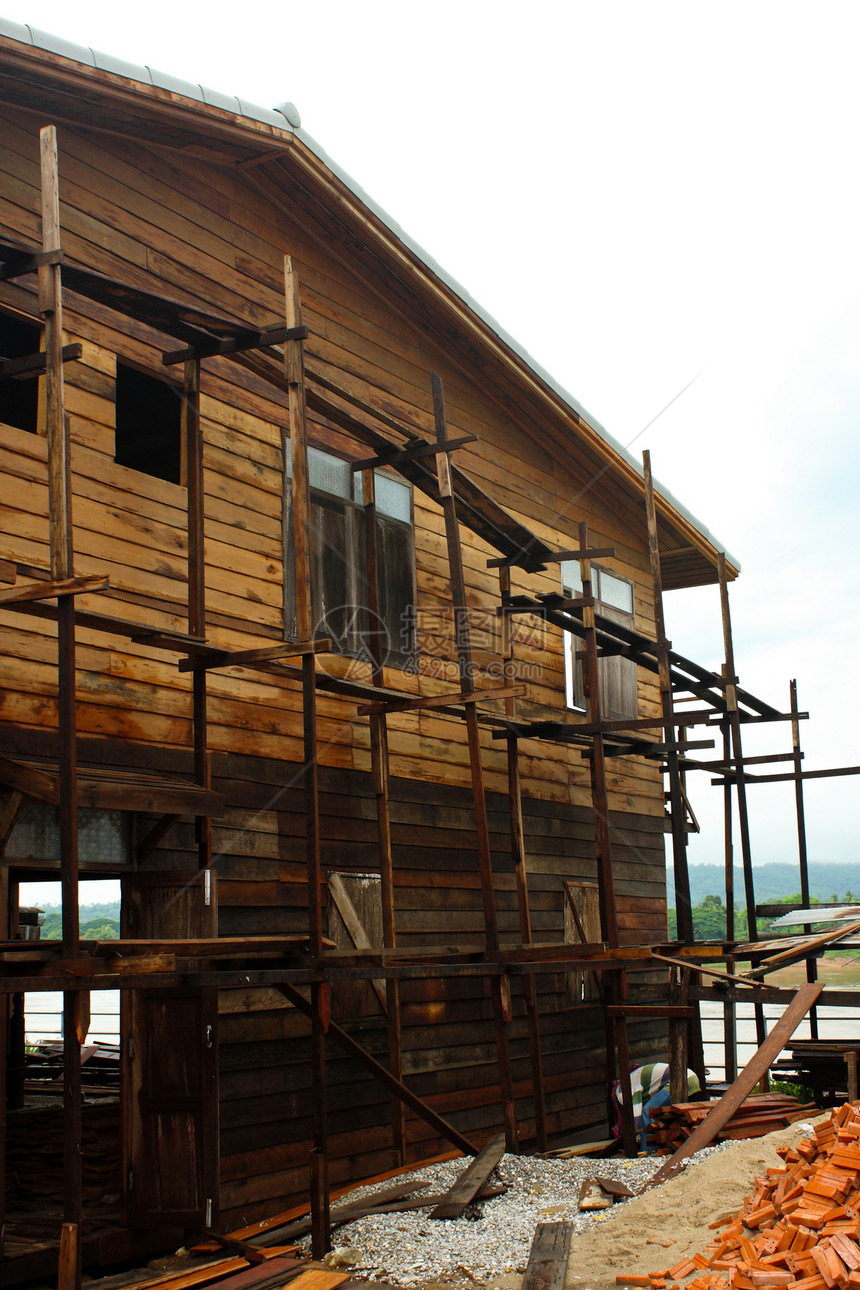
(0, 104, 676, 1230)
(0, 108, 665, 816)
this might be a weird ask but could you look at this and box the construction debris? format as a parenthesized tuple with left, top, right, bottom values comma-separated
(617, 1099, 860, 1288)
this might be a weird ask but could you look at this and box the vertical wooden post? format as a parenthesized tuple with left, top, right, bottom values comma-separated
(642, 452, 693, 943)
(0, 857, 7, 1255)
(40, 124, 81, 1290)
(721, 714, 737, 1082)
(431, 372, 518, 1151)
(498, 565, 547, 1150)
(717, 554, 766, 1050)
(184, 359, 211, 868)
(362, 467, 406, 1164)
(577, 522, 618, 946)
(790, 679, 818, 1039)
(668, 968, 689, 1105)
(284, 258, 329, 1254)
(576, 522, 635, 1153)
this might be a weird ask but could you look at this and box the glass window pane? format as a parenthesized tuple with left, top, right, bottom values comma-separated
(5, 804, 128, 864)
(374, 473, 411, 523)
(599, 571, 634, 614)
(560, 560, 583, 595)
(308, 445, 351, 498)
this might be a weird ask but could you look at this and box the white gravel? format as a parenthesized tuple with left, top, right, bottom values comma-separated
(300, 1147, 729, 1287)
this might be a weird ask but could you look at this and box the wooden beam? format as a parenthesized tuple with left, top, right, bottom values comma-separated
(40, 122, 82, 1290)
(639, 981, 823, 1190)
(0, 245, 63, 280)
(357, 684, 523, 716)
(349, 433, 476, 472)
(644, 451, 693, 944)
(488, 546, 615, 569)
(135, 814, 180, 865)
(0, 574, 109, 606)
(498, 563, 547, 1152)
(429, 1134, 506, 1219)
(0, 342, 81, 380)
(0, 754, 58, 803)
(744, 920, 860, 979)
(162, 323, 308, 366)
(361, 466, 405, 1163)
(178, 638, 331, 671)
(0, 792, 23, 857)
(284, 257, 329, 1257)
(276, 982, 478, 1157)
(520, 1222, 572, 1290)
(431, 371, 518, 1152)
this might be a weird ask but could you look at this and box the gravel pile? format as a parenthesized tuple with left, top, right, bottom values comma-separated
(300, 1147, 729, 1287)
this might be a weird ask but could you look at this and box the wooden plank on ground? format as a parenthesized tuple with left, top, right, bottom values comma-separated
(258, 1181, 430, 1244)
(262, 1183, 506, 1244)
(520, 1221, 572, 1290)
(285, 1272, 350, 1290)
(639, 981, 823, 1191)
(429, 1133, 506, 1219)
(192, 1256, 308, 1290)
(123, 1251, 299, 1290)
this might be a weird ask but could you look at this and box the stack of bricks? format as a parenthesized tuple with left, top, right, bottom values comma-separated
(617, 1101, 860, 1289)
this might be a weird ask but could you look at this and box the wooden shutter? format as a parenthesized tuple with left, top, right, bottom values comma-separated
(599, 603, 638, 721)
(121, 872, 218, 1229)
(564, 881, 602, 1004)
(326, 873, 384, 1018)
(376, 516, 415, 664)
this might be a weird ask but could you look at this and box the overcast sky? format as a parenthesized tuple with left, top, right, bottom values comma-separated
(7, 1, 859, 908)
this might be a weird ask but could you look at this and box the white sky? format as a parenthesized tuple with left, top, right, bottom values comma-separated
(6, 1, 860, 894)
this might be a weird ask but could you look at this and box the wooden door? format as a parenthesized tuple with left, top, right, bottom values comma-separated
(121, 871, 218, 1229)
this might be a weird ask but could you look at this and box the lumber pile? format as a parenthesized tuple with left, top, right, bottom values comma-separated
(618, 1100, 860, 1289)
(648, 1094, 816, 1152)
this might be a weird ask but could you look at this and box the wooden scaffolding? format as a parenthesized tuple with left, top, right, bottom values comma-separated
(2, 126, 859, 1290)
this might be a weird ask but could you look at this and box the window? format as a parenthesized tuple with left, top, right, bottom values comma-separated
(0, 311, 41, 434)
(564, 880, 602, 1004)
(326, 872, 384, 1018)
(114, 362, 182, 483)
(285, 444, 415, 667)
(561, 561, 637, 720)
(3, 803, 131, 871)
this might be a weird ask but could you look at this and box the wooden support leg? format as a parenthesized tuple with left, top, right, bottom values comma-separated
(58, 1223, 79, 1290)
(668, 972, 688, 1105)
(363, 469, 406, 1165)
(613, 980, 637, 1156)
(431, 373, 517, 1151)
(285, 259, 330, 1253)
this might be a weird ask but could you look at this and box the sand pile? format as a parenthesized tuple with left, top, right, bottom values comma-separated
(564, 1123, 819, 1290)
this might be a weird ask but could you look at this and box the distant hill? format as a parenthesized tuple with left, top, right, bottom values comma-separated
(681, 863, 860, 909)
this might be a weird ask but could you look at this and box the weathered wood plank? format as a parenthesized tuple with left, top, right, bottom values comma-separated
(520, 1221, 572, 1290)
(428, 1132, 506, 1219)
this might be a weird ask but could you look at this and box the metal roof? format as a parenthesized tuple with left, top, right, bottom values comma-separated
(0, 15, 738, 572)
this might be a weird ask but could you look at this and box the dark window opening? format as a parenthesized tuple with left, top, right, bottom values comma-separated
(0, 312, 41, 434)
(115, 362, 182, 484)
(285, 445, 416, 668)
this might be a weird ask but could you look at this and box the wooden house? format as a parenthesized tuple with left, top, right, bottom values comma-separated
(0, 20, 771, 1281)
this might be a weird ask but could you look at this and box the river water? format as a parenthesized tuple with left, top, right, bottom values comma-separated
(701, 957, 860, 1078)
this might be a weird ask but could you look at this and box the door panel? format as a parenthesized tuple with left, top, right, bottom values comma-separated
(122, 871, 218, 1229)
